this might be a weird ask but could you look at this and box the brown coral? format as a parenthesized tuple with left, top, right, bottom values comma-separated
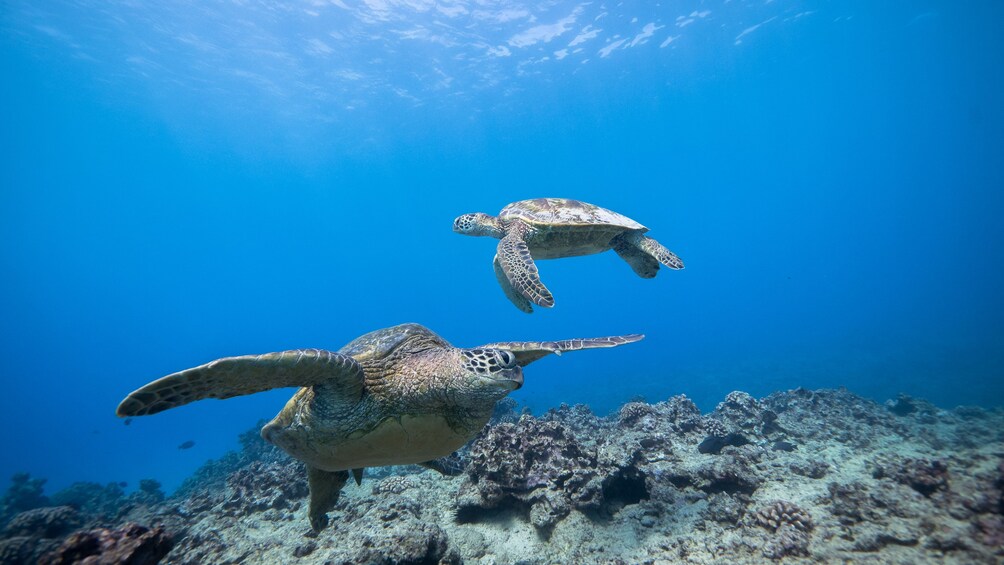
(460, 415, 646, 531)
(222, 460, 308, 515)
(885, 458, 950, 497)
(38, 523, 173, 565)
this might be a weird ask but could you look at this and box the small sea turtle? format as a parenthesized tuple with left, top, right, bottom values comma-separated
(117, 323, 641, 531)
(453, 198, 684, 312)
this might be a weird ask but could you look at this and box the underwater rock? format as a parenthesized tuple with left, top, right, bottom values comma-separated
(0, 473, 49, 528)
(886, 393, 920, 416)
(702, 492, 748, 525)
(125, 480, 165, 507)
(697, 432, 750, 455)
(223, 460, 308, 515)
(695, 453, 761, 495)
(542, 403, 600, 433)
(49, 482, 125, 519)
(0, 535, 65, 565)
(459, 412, 649, 532)
(824, 480, 884, 525)
(3, 506, 82, 539)
(894, 458, 950, 497)
(873, 456, 950, 497)
(661, 394, 703, 426)
(617, 402, 658, 427)
(291, 540, 317, 558)
(790, 459, 829, 479)
(460, 415, 606, 530)
(346, 520, 450, 565)
(770, 440, 796, 452)
(763, 387, 905, 447)
(38, 523, 172, 565)
(712, 391, 780, 436)
(761, 523, 811, 559)
(0, 536, 34, 565)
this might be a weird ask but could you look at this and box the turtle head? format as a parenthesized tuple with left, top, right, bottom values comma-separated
(453, 213, 504, 238)
(458, 348, 524, 400)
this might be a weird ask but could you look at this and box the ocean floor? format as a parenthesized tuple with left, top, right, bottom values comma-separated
(2, 387, 1003, 564)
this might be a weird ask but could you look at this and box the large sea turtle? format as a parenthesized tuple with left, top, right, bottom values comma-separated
(117, 323, 641, 531)
(453, 198, 684, 312)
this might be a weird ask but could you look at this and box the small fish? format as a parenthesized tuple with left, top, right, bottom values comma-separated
(177, 440, 196, 450)
(124, 418, 134, 426)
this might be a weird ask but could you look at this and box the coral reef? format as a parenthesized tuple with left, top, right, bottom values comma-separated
(371, 475, 417, 496)
(754, 500, 814, 532)
(4, 506, 82, 538)
(877, 457, 950, 496)
(38, 523, 172, 565)
(221, 460, 308, 516)
(457, 413, 647, 532)
(50, 482, 126, 519)
(131, 480, 165, 507)
(4, 387, 1003, 564)
(0, 473, 49, 528)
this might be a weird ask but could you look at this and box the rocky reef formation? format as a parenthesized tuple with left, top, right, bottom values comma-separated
(1, 387, 1002, 564)
(38, 523, 173, 565)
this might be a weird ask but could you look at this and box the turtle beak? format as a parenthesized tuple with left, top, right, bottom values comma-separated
(507, 366, 524, 390)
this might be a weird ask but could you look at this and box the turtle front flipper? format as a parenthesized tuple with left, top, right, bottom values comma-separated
(496, 227, 554, 309)
(116, 349, 365, 417)
(476, 334, 644, 366)
(493, 254, 533, 313)
(307, 466, 350, 532)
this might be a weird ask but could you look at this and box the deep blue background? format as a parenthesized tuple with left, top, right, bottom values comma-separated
(1, 1, 1002, 494)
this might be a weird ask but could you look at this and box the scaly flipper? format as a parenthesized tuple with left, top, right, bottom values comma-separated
(496, 222, 554, 308)
(307, 466, 350, 532)
(618, 231, 683, 270)
(420, 452, 467, 476)
(493, 254, 533, 313)
(476, 334, 644, 366)
(116, 349, 365, 417)
(611, 234, 660, 278)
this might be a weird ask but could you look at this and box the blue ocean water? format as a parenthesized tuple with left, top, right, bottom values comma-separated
(1, 0, 1001, 497)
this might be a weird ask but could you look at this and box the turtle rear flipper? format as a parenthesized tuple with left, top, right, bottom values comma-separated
(496, 226, 554, 308)
(611, 233, 660, 278)
(116, 349, 365, 417)
(493, 254, 533, 313)
(307, 466, 350, 532)
(476, 334, 644, 366)
(619, 231, 683, 270)
(420, 452, 467, 476)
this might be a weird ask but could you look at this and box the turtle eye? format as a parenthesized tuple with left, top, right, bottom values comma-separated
(498, 350, 514, 367)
